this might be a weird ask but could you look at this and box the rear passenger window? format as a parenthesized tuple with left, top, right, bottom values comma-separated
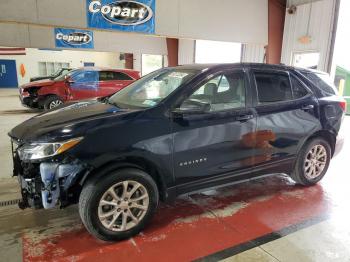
(112, 72, 133, 80)
(99, 71, 114, 81)
(254, 72, 292, 104)
(291, 76, 309, 99)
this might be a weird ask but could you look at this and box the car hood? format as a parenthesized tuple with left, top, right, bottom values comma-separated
(9, 100, 142, 143)
(21, 79, 55, 88)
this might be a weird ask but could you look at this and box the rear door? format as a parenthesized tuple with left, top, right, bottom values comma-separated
(112, 71, 135, 90)
(250, 68, 320, 173)
(98, 71, 115, 97)
(98, 71, 135, 96)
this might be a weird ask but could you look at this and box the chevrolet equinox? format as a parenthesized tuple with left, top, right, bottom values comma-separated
(9, 63, 345, 241)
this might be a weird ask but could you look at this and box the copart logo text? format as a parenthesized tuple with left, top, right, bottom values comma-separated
(88, 0, 153, 26)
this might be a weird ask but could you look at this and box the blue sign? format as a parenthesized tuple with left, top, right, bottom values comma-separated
(55, 28, 94, 49)
(0, 60, 18, 88)
(86, 0, 155, 34)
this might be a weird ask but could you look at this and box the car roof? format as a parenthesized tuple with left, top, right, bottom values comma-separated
(174, 63, 326, 75)
(75, 66, 139, 73)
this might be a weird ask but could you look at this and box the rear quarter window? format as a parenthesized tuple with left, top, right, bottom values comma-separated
(301, 71, 338, 95)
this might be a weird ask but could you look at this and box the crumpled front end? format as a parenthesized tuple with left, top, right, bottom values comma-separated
(11, 139, 88, 209)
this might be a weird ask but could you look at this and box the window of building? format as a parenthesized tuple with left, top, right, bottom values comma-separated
(141, 54, 167, 76)
(38, 62, 70, 76)
(292, 52, 320, 69)
(195, 40, 242, 64)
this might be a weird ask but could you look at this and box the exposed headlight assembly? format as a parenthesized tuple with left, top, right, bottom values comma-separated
(17, 137, 83, 161)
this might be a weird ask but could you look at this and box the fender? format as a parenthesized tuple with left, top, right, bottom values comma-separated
(37, 83, 67, 101)
(296, 129, 337, 158)
(78, 155, 171, 201)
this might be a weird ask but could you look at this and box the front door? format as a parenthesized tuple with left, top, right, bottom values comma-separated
(68, 70, 99, 100)
(172, 70, 257, 187)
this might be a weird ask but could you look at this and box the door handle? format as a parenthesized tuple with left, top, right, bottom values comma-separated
(301, 104, 314, 110)
(236, 114, 254, 122)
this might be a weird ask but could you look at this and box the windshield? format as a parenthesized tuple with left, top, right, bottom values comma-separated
(54, 69, 77, 81)
(108, 68, 199, 109)
(50, 68, 62, 77)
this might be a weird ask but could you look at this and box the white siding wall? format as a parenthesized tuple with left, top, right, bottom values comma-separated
(281, 0, 336, 71)
(0, 48, 123, 86)
(287, 0, 323, 7)
(241, 44, 266, 63)
(178, 39, 195, 65)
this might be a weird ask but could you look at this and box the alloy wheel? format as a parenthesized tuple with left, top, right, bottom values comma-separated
(304, 144, 327, 179)
(97, 180, 149, 232)
(49, 100, 63, 109)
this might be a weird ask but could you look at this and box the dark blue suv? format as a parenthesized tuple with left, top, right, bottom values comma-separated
(9, 63, 345, 241)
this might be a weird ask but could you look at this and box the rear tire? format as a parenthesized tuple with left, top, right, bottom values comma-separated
(291, 137, 331, 186)
(79, 168, 159, 241)
(43, 95, 63, 110)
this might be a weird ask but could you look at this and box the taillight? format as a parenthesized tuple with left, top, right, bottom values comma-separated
(339, 100, 347, 112)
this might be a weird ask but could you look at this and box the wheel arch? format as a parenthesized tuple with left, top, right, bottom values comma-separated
(304, 130, 336, 156)
(38, 93, 64, 108)
(80, 157, 169, 202)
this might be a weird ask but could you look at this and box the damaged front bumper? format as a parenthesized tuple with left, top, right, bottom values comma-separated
(11, 140, 88, 209)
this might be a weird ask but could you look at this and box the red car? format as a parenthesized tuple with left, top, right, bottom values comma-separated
(19, 67, 140, 109)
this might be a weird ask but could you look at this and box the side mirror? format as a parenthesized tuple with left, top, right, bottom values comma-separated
(172, 99, 210, 116)
(65, 76, 74, 84)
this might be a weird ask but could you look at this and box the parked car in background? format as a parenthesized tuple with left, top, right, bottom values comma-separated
(30, 67, 72, 82)
(9, 63, 345, 241)
(19, 67, 140, 109)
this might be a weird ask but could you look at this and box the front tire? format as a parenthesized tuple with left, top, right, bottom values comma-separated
(79, 168, 159, 241)
(291, 138, 331, 186)
(43, 95, 63, 110)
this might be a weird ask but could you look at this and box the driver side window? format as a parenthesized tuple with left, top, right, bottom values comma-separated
(183, 71, 246, 112)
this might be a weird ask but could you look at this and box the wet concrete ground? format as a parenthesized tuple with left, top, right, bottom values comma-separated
(1, 89, 350, 261)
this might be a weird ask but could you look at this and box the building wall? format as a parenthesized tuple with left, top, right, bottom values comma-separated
(0, 48, 123, 86)
(0, 0, 268, 45)
(281, 0, 336, 71)
(156, 0, 268, 44)
(0, 23, 168, 55)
